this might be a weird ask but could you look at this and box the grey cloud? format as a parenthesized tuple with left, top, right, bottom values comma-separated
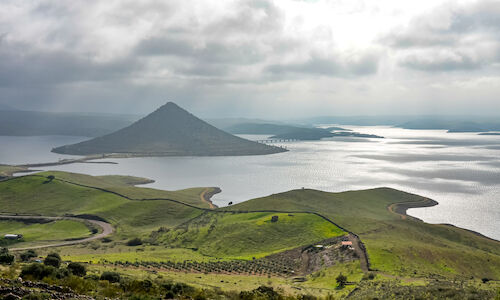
(266, 52, 379, 77)
(382, 0, 500, 72)
(0, 43, 140, 87)
(135, 37, 265, 66)
(399, 51, 482, 71)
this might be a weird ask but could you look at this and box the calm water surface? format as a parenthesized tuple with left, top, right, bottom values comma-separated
(1, 127, 499, 240)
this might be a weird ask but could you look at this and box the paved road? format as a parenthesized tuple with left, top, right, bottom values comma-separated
(0, 215, 114, 251)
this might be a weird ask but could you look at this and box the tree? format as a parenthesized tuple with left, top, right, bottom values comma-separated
(336, 273, 347, 288)
(21, 263, 56, 280)
(20, 249, 37, 262)
(68, 262, 86, 277)
(126, 237, 143, 246)
(0, 248, 14, 265)
(44, 253, 61, 268)
(100, 271, 121, 283)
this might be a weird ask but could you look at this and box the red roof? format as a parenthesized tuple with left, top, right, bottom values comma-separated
(341, 241, 353, 246)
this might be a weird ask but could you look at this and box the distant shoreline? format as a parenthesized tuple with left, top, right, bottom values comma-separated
(388, 198, 500, 242)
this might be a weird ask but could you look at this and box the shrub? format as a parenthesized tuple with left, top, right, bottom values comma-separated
(20, 249, 38, 262)
(127, 237, 143, 246)
(44, 253, 62, 268)
(336, 273, 347, 288)
(100, 271, 121, 283)
(68, 262, 87, 277)
(240, 286, 282, 300)
(0, 248, 15, 265)
(21, 263, 57, 280)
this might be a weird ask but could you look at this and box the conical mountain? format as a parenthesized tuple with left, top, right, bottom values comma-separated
(52, 102, 287, 156)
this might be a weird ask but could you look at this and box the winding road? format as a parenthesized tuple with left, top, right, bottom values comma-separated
(0, 215, 114, 251)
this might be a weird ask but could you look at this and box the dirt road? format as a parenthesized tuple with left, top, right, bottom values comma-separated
(199, 187, 220, 209)
(0, 215, 114, 251)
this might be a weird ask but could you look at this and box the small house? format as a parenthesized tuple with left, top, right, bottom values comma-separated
(341, 241, 353, 246)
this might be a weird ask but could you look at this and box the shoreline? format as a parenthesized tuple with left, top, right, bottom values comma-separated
(388, 198, 500, 242)
(200, 187, 221, 209)
(387, 197, 439, 221)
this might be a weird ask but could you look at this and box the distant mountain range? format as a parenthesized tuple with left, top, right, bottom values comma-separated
(52, 102, 286, 157)
(225, 123, 316, 135)
(0, 110, 136, 137)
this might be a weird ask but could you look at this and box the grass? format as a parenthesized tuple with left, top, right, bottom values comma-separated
(302, 261, 365, 296)
(43, 171, 213, 208)
(62, 247, 219, 264)
(159, 212, 346, 259)
(0, 219, 91, 242)
(226, 188, 500, 279)
(2, 171, 500, 295)
(87, 264, 360, 297)
(0, 172, 206, 236)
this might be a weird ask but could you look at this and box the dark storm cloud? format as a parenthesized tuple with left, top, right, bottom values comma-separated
(382, 0, 500, 72)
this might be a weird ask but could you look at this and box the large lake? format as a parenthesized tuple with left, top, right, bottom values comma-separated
(1, 126, 500, 240)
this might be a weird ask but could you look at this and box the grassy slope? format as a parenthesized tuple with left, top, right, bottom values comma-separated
(226, 188, 500, 279)
(62, 247, 219, 264)
(159, 212, 346, 259)
(0, 219, 91, 242)
(42, 171, 212, 208)
(0, 173, 206, 235)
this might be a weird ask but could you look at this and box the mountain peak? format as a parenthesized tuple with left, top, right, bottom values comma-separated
(52, 102, 287, 157)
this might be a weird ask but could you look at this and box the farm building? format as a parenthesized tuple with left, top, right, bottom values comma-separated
(4, 234, 23, 240)
(341, 240, 354, 250)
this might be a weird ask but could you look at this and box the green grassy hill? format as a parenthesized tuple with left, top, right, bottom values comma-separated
(0, 172, 208, 235)
(225, 188, 500, 279)
(0, 219, 91, 244)
(1, 172, 500, 298)
(158, 211, 346, 259)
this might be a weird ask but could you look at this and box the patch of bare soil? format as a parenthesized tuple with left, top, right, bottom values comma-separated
(264, 236, 358, 275)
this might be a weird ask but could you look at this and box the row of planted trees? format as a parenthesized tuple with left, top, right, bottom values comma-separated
(111, 258, 296, 276)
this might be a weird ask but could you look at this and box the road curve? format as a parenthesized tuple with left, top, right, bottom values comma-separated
(0, 215, 114, 251)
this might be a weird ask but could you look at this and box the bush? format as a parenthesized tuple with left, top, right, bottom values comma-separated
(22, 293, 51, 300)
(67, 262, 86, 277)
(100, 271, 121, 283)
(20, 249, 38, 262)
(21, 263, 57, 280)
(44, 253, 62, 268)
(0, 248, 14, 265)
(336, 273, 347, 288)
(126, 238, 143, 246)
(240, 286, 282, 300)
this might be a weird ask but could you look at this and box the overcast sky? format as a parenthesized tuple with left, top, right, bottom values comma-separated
(1, 0, 499, 118)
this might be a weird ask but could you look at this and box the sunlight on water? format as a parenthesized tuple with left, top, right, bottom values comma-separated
(1, 126, 500, 240)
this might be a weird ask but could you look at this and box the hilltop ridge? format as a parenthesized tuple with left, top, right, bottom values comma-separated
(52, 102, 286, 156)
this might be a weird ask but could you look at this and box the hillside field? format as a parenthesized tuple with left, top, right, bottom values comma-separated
(1, 171, 500, 298)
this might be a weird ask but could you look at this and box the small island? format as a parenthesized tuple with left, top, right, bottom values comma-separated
(52, 102, 286, 157)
